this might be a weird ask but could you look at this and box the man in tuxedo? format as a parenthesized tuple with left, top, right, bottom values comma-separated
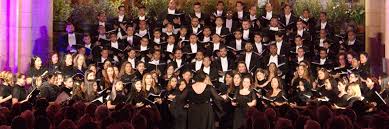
(124, 26, 141, 48)
(241, 19, 254, 42)
(171, 49, 186, 69)
(279, 4, 297, 31)
(316, 12, 334, 36)
(233, 1, 249, 22)
(210, 1, 226, 24)
(147, 50, 167, 73)
(206, 34, 224, 57)
(228, 30, 246, 51)
(253, 32, 267, 55)
(113, 5, 132, 26)
(261, 44, 288, 73)
(249, 5, 262, 31)
(188, 17, 203, 36)
(213, 17, 230, 37)
(239, 42, 261, 73)
(162, 35, 177, 61)
(92, 11, 112, 36)
(274, 32, 290, 57)
(260, 3, 276, 28)
(201, 56, 218, 81)
(125, 49, 139, 69)
(346, 31, 364, 53)
(214, 46, 234, 73)
(183, 34, 203, 54)
(312, 47, 334, 70)
(57, 23, 82, 54)
(191, 2, 210, 26)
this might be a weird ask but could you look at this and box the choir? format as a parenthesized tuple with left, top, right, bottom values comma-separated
(0, 1, 382, 129)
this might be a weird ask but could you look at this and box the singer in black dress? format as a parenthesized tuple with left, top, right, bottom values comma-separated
(232, 75, 256, 129)
(178, 71, 226, 129)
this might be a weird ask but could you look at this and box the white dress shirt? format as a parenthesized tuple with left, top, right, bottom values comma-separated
(190, 43, 198, 53)
(348, 39, 356, 46)
(269, 26, 279, 31)
(285, 13, 291, 25)
(111, 41, 119, 49)
(320, 58, 326, 65)
(255, 42, 263, 53)
(297, 56, 304, 63)
(243, 29, 250, 40)
(213, 43, 220, 51)
(168, 8, 175, 14)
(203, 66, 211, 75)
(238, 11, 244, 19)
(276, 41, 283, 55)
(68, 33, 77, 46)
(99, 22, 105, 26)
(319, 39, 325, 47)
(269, 55, 278, 66)
(127, 36, 133, 45)
(245, 52, 252, 70)
(216, 26, 222, 35)
(297, 29, 304, 37)
(192, 26, 200, 34)
(118, 15, 124, 22)
(139, 16, 146, 20)
(265, 11, 272, 20)
(167, 44, 174, 52)
(250, 15, 257, 21)
(195, 60, 203, 71)
(320, 22, 327, 29)
(175, 59, 182, 67)
(226, 19, 233, 31)
(203, 36, 211, 42)
(216, 10, 223, 16)
(236, 40, 242, 50)
(128, 58, 136, 68)
(153, 38, 161, 44)
(140, 45, 148, 51)
(195, 12, 201, 18)
(220, 57, 228, 71)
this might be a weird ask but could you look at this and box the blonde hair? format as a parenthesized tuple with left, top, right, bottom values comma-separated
(0, 71, 14, 85)
(347, 83, 362, 98)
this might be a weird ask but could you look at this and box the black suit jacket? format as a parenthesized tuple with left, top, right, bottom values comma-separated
(239, 52, 261, 72)
(278, 14, 298, 31)
(57, 33, 83, 53)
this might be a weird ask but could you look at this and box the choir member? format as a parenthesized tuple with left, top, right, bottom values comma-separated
(127, 80, 146, 107)
(27, 56, 47, 79)
(279, 4, 297, 32)
(316, 12, 334, 36)
(141, 73, 162, 105)
(61, 53, 76, 77)
(73, 54, 87, 75)
(47, 52, 61, 74)
(118, 62, 136, 86)
(12, 74, 29, 104)
(101, 66, 118, 90)
(0, 71, 13, 106)
(107, 81, 127, 109)
(169, 79, 188, 129)
(213, 17, 230, 36)
(233, 1, 249, 21)
(135, 61, 147, 80)
(260, 3, 276, 28)
(265, 77, 287, 107)
(232, 75, 256, 129)
(239, 42, 260, 72)
(58, 22, 82, 54)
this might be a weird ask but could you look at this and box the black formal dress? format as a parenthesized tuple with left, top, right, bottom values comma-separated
(233, 90, 256, 129)
(178, 84, 224, 129)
